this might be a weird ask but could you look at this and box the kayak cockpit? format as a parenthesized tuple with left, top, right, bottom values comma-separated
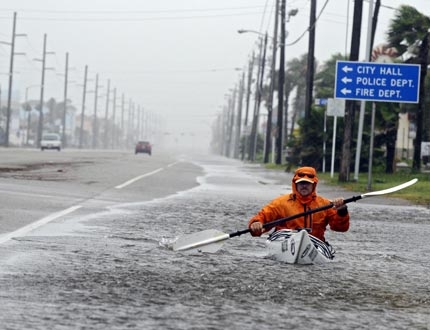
(266, 229, 335, 264)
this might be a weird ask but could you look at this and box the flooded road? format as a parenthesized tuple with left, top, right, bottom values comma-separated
(0, 154, 429, 330)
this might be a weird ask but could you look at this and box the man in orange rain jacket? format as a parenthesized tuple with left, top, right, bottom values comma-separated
(248, 166, 349, 242)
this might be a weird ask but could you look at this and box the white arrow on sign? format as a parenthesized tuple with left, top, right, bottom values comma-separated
(341, 88, 351, 95)
(342, 65, 353, 73)
(341, 77, 352, 84)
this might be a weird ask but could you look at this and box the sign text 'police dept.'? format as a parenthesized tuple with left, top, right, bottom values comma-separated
(334, 60, 420, 103)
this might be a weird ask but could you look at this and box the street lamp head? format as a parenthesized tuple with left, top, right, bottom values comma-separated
(238, 29, 263, 36)
(288, 8, 298, 17)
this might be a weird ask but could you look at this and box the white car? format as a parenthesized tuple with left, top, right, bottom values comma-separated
(40, 133, 62, 151)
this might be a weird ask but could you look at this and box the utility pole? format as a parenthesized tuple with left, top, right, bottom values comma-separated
(127, 98, 132, 146)
(304, 0, 316, 120)
(24, 87, 31, 145)
(226, 89, 236, 157)
(264, 0, 279, 163)
(248, 34, 267, 161)
(62, 52, 69, 148)
(248, 53, 260, 161)
(136, 104, 141, 141)
(275, 0, 286, 165)
(242, 53, 255, 160)
(354, 0, 375, 181)
(121, 93, 125, 147)
(3, 12, 26, 147)
(234, 72, 245, 159)
(103, 79, 110, 149)
(92, 73, 99, 149)
(111, 87, 117, 149)
(144, 108, 148, 142)
(253, 33, 268, 161)
(36, 34, 55, 148)
(339, 0, 363, 182)
(79, 64, 88, 149)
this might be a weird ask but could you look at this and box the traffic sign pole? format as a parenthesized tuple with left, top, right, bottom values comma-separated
(326, 98, 344, 178)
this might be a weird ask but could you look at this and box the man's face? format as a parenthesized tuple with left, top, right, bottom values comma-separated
(296, 182, 313, 196)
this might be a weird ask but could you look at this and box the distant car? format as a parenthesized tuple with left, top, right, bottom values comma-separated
(135, 141, 152, 155)
(40, 133, 62, 151)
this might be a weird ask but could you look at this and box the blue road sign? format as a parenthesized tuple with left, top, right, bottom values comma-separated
(315, 98, 328, 106)
(334, 60, 420, 103)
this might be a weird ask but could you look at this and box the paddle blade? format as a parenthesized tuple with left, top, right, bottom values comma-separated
(362, 178, 418, 198)
(173, 229, 230, 253)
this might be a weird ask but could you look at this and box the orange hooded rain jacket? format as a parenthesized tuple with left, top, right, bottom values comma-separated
(248, 166, 349, 242)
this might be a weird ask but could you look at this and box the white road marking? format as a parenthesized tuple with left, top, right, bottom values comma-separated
(0, 205, 82, 244)
(0, 189, 70, 199)
(0, 161, 182, 244)
(167, 161, 181, 168)
(115, 168, 164, 189)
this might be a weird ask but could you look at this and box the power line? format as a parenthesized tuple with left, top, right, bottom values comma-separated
(0, 5, 270, 22)
(286, 0, 330, 46)
(0, 5, 267, 14)
(5, 13, 265, 22)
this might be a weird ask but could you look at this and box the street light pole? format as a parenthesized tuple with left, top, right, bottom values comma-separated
(275, 0, 286, 165)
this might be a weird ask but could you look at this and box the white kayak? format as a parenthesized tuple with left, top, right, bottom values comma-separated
(265, 229, 335, 264)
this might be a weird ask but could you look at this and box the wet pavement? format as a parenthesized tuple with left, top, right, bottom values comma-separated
(0, 155, 429, 330)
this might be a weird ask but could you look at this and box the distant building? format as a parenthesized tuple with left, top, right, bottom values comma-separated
(396, 112, 415, 160)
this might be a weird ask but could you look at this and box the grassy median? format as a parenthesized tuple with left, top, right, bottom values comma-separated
(318, 171, 430, 206)
(264, 163, 430, 207)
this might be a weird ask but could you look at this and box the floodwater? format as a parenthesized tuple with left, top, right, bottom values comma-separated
(0, 156, 429, 330)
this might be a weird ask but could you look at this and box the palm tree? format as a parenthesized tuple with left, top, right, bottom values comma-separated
(282, 54, 318, 168)
(286, 55, 308, 140)
(386, 5, 430, 171)
(265, 54, 305, 167)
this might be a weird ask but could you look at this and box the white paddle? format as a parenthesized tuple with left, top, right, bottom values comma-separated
(172, 178, 418, 253)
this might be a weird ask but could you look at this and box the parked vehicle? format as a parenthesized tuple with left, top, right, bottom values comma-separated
(40, 133, 62, 151)
(135, 141, 152, 155)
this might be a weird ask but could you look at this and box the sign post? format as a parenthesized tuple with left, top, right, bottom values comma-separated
(315, 98, 328, 172)
(326, 98, 345, 178)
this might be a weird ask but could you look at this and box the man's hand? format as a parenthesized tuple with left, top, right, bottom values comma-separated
(332, 198, 347, 210)
(250, 221, 263, 234)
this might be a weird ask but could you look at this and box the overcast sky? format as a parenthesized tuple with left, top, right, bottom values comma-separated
(0, 0, 429, 150)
